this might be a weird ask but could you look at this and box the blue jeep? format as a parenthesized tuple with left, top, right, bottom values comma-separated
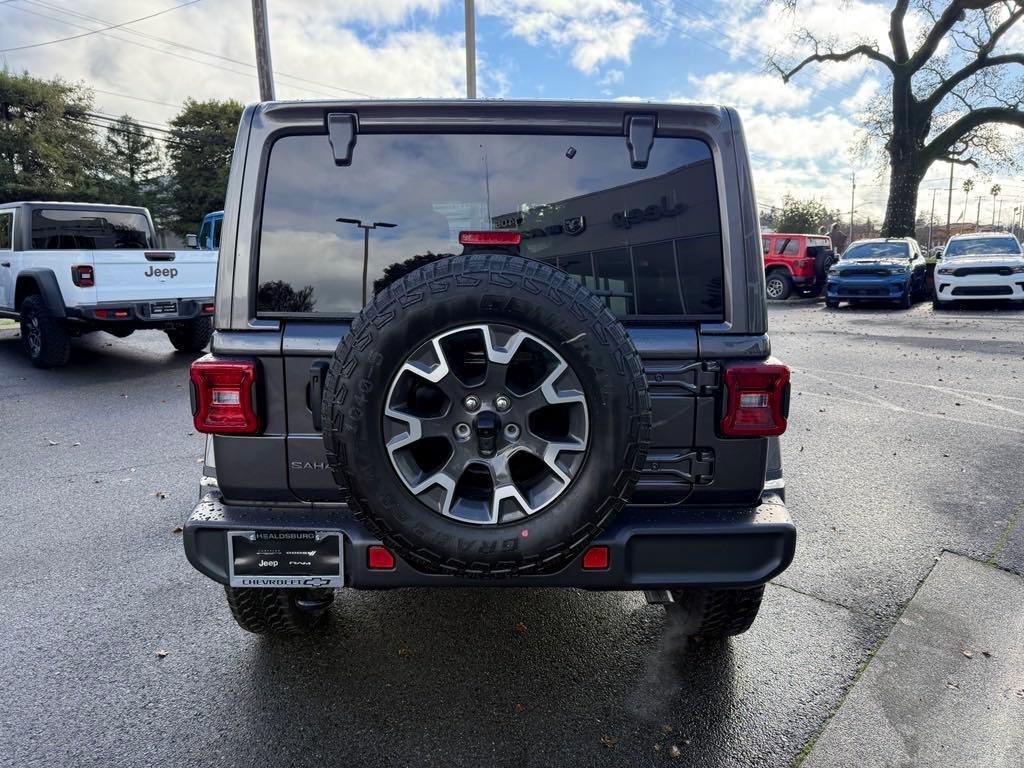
(825, 237, 928, 309)
(187, 210, 224, 250)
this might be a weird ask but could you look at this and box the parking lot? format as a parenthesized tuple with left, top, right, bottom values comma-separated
(2, 299, 1022, 768)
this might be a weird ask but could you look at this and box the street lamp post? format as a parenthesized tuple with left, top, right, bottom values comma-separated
(337, 218, 398, 305)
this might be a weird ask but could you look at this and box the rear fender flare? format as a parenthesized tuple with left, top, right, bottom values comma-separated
(16, 269, 67, 318)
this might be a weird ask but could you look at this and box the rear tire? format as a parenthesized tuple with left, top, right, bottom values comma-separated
(899, 287, 913, 309)
(224, 586, 333, 636)
(19, 294, 71, 368)
(665, 585, 764, 639)
(166, 317, 212, 352)
(765, 272, 792, 301)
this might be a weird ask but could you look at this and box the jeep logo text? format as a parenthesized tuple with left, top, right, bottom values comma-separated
(144, 266, 178, 278)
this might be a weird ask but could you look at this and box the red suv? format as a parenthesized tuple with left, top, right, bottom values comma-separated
(762, 233, 834, 300)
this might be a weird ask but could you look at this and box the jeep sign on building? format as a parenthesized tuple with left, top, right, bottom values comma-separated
(491, 157, 722, 317)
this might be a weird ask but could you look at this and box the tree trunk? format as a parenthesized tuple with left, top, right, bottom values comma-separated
(881, 158, 922, 237)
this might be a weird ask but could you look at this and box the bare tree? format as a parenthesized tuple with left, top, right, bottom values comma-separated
(770, 1, 1024, 237)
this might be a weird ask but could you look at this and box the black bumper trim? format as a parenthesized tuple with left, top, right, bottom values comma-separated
(67, 297, 215, 324)
(183, 491, 796, 589)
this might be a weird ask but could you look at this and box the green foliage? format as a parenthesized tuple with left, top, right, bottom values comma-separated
(103, 114, 162, 195)
(166, 98, 243, 234)
(773, 195, 843, 235)
(0, 69, 107, 203)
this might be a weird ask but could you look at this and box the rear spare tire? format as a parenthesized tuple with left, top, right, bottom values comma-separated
(322, 253, 651, 576)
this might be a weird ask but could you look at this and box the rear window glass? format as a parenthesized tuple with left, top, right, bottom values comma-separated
(842, 241, 908, 260)
(257, 132, 723, 318)
(31, 209, 153, 249)
(945, 236, 1021, 258)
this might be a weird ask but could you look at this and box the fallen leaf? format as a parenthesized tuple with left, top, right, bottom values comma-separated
(962, 649, 973, 659)
(72, 442, 81, 447)
(513, 703, 525, 715)
(513, 622, 527, 635)
(669, 744, 682, 759)
(599, 735, 618, 749)
(153, 491, 168, 500)
(661, 724, 673, 734)
(46, 439, 59, 446)
(172, 526, 183, 534)
(155, 649, 168, 658)
(397, 647, 412, 657)
(981, 650, 992, 658)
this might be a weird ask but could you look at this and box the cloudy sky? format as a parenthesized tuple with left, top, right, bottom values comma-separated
(2, 0, 1023, 225)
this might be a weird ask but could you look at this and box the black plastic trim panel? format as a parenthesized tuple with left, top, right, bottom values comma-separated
(184, 490, 795, 589)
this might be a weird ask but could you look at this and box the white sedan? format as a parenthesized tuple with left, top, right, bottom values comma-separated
(933, 232, 1024, 307)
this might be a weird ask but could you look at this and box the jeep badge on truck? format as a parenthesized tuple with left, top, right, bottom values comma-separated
(182, 100, 794, 643)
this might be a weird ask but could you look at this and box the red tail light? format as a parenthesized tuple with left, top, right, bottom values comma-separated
(189, 357, 260, 434)
(459, 230, 522, 246)
(582, 545, 610, 570)
(367, 546, 396, 570)
(201, 303, 215, 314)
(721, 362, 790, 437)
(71, 265, 94, 287)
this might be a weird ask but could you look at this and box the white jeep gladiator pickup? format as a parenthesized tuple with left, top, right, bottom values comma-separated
(0, 202, 217, 367)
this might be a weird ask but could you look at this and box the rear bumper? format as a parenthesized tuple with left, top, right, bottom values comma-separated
(827, 274, 909, 300)
(183, 488, 796, 590)
(67, 297, 215, 325)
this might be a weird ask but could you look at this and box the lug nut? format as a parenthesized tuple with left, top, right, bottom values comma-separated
(463, 395, 480, 412)
(454, 423, 471, 439)
(495, 395, 511, 412)
(504, 423, 520, 440)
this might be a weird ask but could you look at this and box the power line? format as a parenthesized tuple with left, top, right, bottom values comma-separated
(24, 0, 371, 96)
(0, 0, 202, 53)
(91, 88, 183, 110)
(2, 3, 279, 89)
(7, 0, 376, 99)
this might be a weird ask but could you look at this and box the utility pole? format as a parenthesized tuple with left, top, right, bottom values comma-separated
(849, 171, 855, 246)
(944, 162, 953, 245)
(464, 0, 477, 98)
(976, 196, 982, 232)
(251, 0, 275, 101)
(927, 188, 936, 250)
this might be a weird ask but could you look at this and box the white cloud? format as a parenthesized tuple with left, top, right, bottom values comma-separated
(479, 0, 652, 74)
(683, 71, 812, 110)
(600, 69, 625, 86)
(1, 0, 480, 129)
(742, 111, 860, 164)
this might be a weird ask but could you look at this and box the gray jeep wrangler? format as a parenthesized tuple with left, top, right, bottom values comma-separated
(183, 100, 795, 639)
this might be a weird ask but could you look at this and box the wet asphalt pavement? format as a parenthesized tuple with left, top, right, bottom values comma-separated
(2, 299, 1022, 768)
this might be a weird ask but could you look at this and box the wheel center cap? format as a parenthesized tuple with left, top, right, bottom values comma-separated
(474, 410, 500, 458)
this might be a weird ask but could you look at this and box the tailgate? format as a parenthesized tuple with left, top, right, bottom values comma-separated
(93, 250, 216, 302)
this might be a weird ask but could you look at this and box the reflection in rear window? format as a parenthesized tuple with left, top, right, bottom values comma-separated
(31, 209, 153, 249)
(257, 132, 724, 318)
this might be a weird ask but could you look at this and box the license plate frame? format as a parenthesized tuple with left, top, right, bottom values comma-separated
(150, 300, 178, 316)
(227, 530, 343, 588)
